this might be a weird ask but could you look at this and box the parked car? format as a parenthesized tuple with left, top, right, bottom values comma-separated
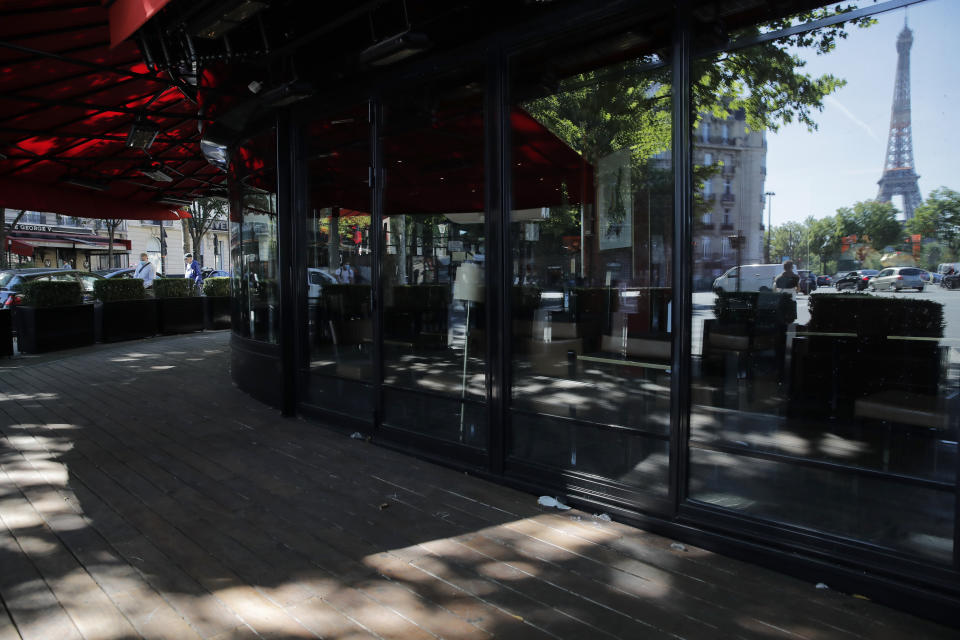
(94, 267, 167, 280)
(834, 270, 878, 291)
(713, 264, 782, 293)
(869, 267, 925, 292)
(0, 268, 104, 307)
(307, 267, 338, 305)
(797, 269, 817, 294)
(816, 274, 832, 287)
(202, 268, 230, 279)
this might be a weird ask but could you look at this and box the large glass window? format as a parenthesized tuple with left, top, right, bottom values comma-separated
(380, 76, 487, 448)
(230, 127, 279, 343)
(303, 107, 374, 422)
(688, 1, 957, 564)
(509, 53, 674, 498)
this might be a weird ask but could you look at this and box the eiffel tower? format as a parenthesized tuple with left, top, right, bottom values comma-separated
(876, 20, 922, 220)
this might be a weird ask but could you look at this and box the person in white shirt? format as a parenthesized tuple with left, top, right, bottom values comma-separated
(335, 261, 355, 284)
(134, 252, 156, 288)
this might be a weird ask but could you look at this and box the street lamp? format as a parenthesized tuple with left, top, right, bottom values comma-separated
(764, 191, 775, 263)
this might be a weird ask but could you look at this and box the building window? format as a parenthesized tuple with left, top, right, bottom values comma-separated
(701, 121, 709, 142)
(722, 123, 730, 143)
(723, 209, 731, 225)
(703, 178, 713, 196)
(702, 235, 710, 258)
(704, 152, 713, 165)
(702, 212, 712, 225)
(723, 178, 732, 195)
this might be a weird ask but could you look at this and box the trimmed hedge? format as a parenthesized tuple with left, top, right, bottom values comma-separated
(807, 293, 944, 337)
(94, 278, 146, 302)
(321, 284, 370, 317)
(21, 280, 82, 307)
(203, 277, 230, 297)
(714, 291, 796, 325)
(154, 278, 198, 298)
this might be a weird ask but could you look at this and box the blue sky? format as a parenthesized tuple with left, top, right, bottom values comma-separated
(764, 0, 959, 225)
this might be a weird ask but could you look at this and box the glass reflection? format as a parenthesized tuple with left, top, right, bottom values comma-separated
(380, 79, 487, 448)
(508, 54, 673, 495)
(230, 128, 279, 343)
(304, 109, 374, 421)
(688, 2, 957, 564)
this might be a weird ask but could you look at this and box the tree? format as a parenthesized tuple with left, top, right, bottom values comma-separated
(184, 197, 228, 266)
(907, 187, 960, 255)
(768, 221, 806, 265)
(834, 200, 902, 251)
(101, 218, 124, 269)
(0, 208, 27, 269)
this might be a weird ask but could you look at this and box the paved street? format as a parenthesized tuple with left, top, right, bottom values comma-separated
(0, 332, 957, 639)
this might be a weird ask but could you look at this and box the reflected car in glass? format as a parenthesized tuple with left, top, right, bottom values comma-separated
(869, 267, 925, 292)
(307, 267, 338, 306)
(816, 274, 832, 287)
(797, 270, 817, 294)
(834, 270, 877, 291)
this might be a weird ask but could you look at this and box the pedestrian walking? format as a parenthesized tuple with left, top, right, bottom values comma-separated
(184, 253, 203, 291)
(134, 252, 156, 289)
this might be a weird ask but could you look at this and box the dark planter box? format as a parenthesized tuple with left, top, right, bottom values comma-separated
(0, 310, 12, 356)
(158, 297, 204, 334)
(203, 296, 231, 330)
(95, 299, 159, 343)
(15, 304, 95, 354)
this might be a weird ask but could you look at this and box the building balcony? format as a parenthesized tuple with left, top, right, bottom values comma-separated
(720, 223, 735, 231)
(721, 193, 735, 204)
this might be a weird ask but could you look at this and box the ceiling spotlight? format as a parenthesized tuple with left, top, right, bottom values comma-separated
(191, 0, 268, 39)
(156, 196, 194, 206)
(139, 163, 173, 182)
(126, 119, 159, 150)
(359, 31, 431, 67)
(62, 176, 109, 191)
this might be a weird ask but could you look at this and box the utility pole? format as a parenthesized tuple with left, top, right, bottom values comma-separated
(764, 191, 775, 263)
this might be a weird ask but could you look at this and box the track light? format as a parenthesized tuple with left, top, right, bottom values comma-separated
(157, 196, 194, 206)
(359, 30, 431, 67)
(139, 163, 173, 182)
(62, 177, 109, 191)
(126, 119, 159, 150)
(191, 0, 268, 39)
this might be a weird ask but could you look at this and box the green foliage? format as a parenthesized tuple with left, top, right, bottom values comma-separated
(202, 277, 231, 297)
(153, 278, 197, 298)
(907, 187, 960, 256)
(807, 294, 944, 338)
(21, 280, 82, 307)
(834, 200, 902, 250)
(768, 221, 807, 265)
(706, 5, 875, 134)
(93, 279, 145, 302)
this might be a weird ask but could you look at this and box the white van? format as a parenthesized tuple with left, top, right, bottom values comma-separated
(713, 264, 782, 293)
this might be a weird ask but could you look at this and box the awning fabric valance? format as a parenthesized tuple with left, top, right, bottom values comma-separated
(0, 179, 189, 221)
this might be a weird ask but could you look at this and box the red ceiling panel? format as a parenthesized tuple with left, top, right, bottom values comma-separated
(0, 0, 223, 219)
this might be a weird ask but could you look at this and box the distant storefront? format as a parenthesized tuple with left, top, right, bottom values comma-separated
(6, 222, 130, 269)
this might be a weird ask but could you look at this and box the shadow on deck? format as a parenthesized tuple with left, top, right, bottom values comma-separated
(0, 332, 954, 639)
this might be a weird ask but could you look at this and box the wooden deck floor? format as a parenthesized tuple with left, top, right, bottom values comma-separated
(0, 332, 954, 640)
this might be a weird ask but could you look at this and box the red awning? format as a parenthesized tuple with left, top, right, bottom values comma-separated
(6, 237, 33, 257)
(0, 1, 225, 218)
(0, 178, 188, 220)
(107, 0, 174, 49)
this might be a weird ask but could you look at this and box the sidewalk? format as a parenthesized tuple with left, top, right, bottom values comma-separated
(0, 332, 954, 639)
